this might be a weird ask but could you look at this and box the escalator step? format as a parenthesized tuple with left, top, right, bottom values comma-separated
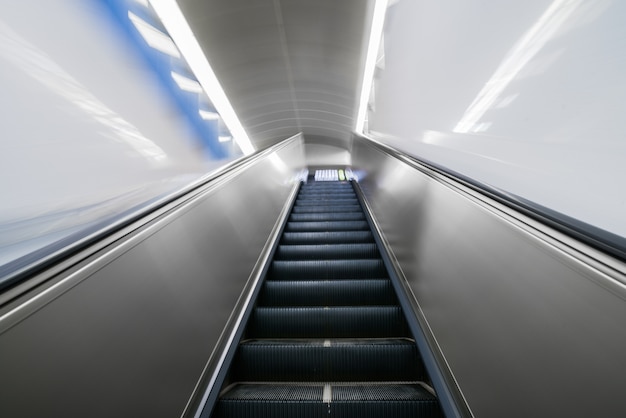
(270, 259, 386, 280)
(297, 193, 356, 200)
(300, 184, 352, 189)
(290, 212, 364, 222)
(281, 231, 374, 245)
(275, 244, 379, 260)
(248, 306, 407, 338)
(292, 205, 362, 213)
(233, 339, 423, 382)
(300, 183, 352, 189)
(214, 384, 442, 418)
(259, 279, 396, 306)
(332, 384, 443, 418)
(295, 198, 359, 206)
(286, 221, 369, 232)
(259, 279, 397, 306)
(213, 384, 324, 418)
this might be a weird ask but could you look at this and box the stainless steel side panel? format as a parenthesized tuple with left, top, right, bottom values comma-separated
(352, 140, 626, 418)
(0, 139, 305, 417)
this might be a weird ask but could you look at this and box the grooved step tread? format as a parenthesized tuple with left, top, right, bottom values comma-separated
(286, 221, 369, 232)
(275, 244, 379, 260)
(214, 383, 443, 418)
(248, 306, 408, 338)
(292, 205, 362, 213)
(233, 339, 424, 382)
(259, 279, 396, 306)
(270, 259, 387, 280)
(281, 231, 374, 245)
(296, 199, 359, 206)
(297, 194, 357, 200)
(290, 212, 365, 222)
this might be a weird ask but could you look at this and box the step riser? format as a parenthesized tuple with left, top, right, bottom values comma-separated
(286, 221, 370, 232)
(259, 280, 396, 306)
(292, 205, 362, 213)
(233, 344, 424, 381)
(275, 244, 379, 260)
(290, 213, 365, 222)
(270, 259, 387, 280)
(248, 307, 408, 338)
(281, 231, 375, 245)
(296, 199, 360, 206)
(297, 194, 356, 200)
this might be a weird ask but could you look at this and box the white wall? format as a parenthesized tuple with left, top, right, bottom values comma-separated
(369, 0, 626, 237)
(0, 1, 236, 267)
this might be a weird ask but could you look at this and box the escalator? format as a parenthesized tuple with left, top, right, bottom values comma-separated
(210, 179, 444, 417)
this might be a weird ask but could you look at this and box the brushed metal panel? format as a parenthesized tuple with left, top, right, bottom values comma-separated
(0, 139, 305, 417)
(352, 139, 626, 418)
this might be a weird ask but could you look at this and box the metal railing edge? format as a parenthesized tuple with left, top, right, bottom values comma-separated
(181, 180, 303, 418)
(0, 134, 304, 299)
(352, 133, 626, 265)
(351, 179, 474, 418)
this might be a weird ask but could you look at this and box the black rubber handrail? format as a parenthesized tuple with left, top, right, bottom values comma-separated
(0, 134, 303, 294)
(355, 133, 626, 263)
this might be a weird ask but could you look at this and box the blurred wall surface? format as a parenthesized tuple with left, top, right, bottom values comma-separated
(368, 0, 626, 237)
(0, 1, 240, 270)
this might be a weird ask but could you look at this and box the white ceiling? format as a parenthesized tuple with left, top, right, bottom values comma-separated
(177, 0, 375, 153)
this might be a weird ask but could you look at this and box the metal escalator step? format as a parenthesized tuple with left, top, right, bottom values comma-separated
(285, 221, 369, 232)
(299, 190, 354, 196)
(292, 205, 362, 213)
(270, 259, 386, 280)
(248, 306, 407, 338)
(290, 212, 365, 222)
(332, 384, 443, 418)
(281, 231, 374, 245)
(297, 193, 356, 200)
(233, 339, 423, 382)
(213, 384, 324, 418)
(300, 183, 352, 189)
(214, 384, 442, 418)
(259, 279, 396, 306)
(275, 244, 379, 260)
(295, 198, 359, 206)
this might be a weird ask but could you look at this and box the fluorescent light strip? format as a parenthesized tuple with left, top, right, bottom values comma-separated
(199, 110, 220, 120)
(355, 0, 388, 134)
(149, 0, 255, 155)
(171, 71, 203, 93)
(128, 12, 181, 58)
(218, 135, 232, 142)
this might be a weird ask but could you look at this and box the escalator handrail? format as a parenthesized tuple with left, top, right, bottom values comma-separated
(354, 133, 626, 264)
(0, 134, 304, 297)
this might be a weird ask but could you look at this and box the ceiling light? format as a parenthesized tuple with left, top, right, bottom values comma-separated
(171, 71, 203, 93)
(128, 12, 181, 58)
(149, 0, 255, 155)
(218, 135, 232, 142)
(199, 110, 220, 120)
(355, 0, 388, 134)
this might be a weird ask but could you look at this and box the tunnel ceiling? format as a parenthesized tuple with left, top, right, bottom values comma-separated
(178, 0, 374, 152)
